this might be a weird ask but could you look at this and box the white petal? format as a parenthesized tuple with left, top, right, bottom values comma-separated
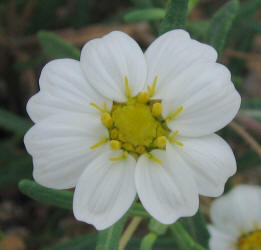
(24, 113, 108, 189)
(208, 225, 237, 250)
(172, 134, 236, 197)
(160, 62, 241, 136)
(210, 185, 261, 236)
(73, 150, 136, 230)
(27, 59, 110, 123)
(145, 29, 217, 92)
(135, 147, 199, 224)
(80, 31, 147, 102)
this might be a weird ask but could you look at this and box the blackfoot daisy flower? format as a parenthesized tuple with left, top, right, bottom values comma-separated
(209, 185, 261, 250)
(24, 29, 241, 230)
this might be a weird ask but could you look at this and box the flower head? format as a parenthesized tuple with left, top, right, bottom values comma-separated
(209, 185, 261, 250)
(24, 29, 241, 230)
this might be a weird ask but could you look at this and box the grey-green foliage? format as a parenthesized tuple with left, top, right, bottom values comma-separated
(0, 156, 32, 189)
(95, 216, 127, 250)
(124, 8, 165, 23)
(0, 108, 32, 137)
(43, 235, 97, 250)
(170, 222, 207, 250)
(19, 179, 73, 210)
(240, 99, 261, 122)
(180, 210, 209, 248)
(159, 0, 188, 35)
(37, 31, 80, 60)
(206, 0, 239, 55)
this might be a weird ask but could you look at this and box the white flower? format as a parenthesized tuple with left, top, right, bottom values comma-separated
(209, 185, 261, 250)
(24, 29, 241, 230)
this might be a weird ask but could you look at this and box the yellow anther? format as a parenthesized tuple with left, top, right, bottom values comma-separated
(145, 153, 162, 164)
(109, 151, 129, 162)
(110, 140, 122, 150)
(124, 76, 131, 98)
(135, 145, 146, 154)
(154, 136, 167, 149)
(147, 76, 158, 97)
(137, 92, 150, 104)
(110, 128, 119, 139)
(152, 103, 162, 116)
(169, 131, 184, 147)
(166, 106, 183, 123)
(90, 136, 108, 149)
(101, 112, 113, 128)
(123, 143, 135, 152)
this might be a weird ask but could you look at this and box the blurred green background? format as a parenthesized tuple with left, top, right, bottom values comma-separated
(0, 0, 261, 249)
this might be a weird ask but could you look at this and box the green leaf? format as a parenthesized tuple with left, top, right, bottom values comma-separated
(240, 99, 261, 122)
(159, 0, 188, 35)
(18, 179, 73, 209)
(43, 234, 96, 250)
(129, 203, 150, 218)
(124, 8, 165, 23)
(0, 108, 32, 137)
(140, 232, 157, 250)
(206, 0, 239, 55)
(186, 20, 209, 40)
(0, 156, 32, 189)
(95, 216, 127, 250)
(148, 219, 168, 235)
(180, 209, 209, 248)
(129, 0, 152, 9)
(37, 31, 80, 60)
(170, 222, 206, 250)
(188, 0, 199, 14)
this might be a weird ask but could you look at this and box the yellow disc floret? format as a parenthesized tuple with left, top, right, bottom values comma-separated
(90, 76, 184, 162)
(112, 103, 159, 146)
(238, 231, 261, 250)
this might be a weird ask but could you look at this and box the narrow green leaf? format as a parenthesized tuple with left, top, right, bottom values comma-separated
(170, 222, 206, 250)
(148, 219, 168, 235)
(124, 8, 165, 23)
(186, 20, 209, 40)
(95, 216, 127, 250)
(18, 179, 73, 209)
(37, 31, 80, 60)
(0, 108, 32, 137)
(159, 0, 188, 34)
(129, 0, 152, 9)
(188, 0, 199, 14)
(129, 203, 150, 218)
(140, 232, 157, 250)
(180, 209, 209, 248)
(43, 234, 96, 250)
(238, 151, 261, 172)
(0, 156, 32, 189)
(206, 0, 239, 55)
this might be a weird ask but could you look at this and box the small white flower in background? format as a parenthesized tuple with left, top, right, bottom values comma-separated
(24, 29, 241, 230)
(209, 185, 261, 250)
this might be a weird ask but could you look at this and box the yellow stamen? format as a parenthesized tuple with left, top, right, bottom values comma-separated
(147, 76, 158, 97)
(90, 102, 106, 113)
(135, 145, 146, 154)
(165, 106, 183, 123)
(137, 92, 149, 104)
(124, 76, 131, 98)
(123, 143, 135, 152)
(154, 136, 167, 149)
(110, 140, 122, 150)
(145, 153, 162, 164)
(109, 151, 128, 162)
(110, 128, 119, 139)
(101, 112, 113, 128)
(90, 136, 107, 149)
(169, 131, 184, 147)
(152, 103, 162, 116)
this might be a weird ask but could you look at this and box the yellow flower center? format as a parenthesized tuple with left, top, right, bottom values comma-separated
(238, 231, 261, 250)
(90, 76, 184, 162)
